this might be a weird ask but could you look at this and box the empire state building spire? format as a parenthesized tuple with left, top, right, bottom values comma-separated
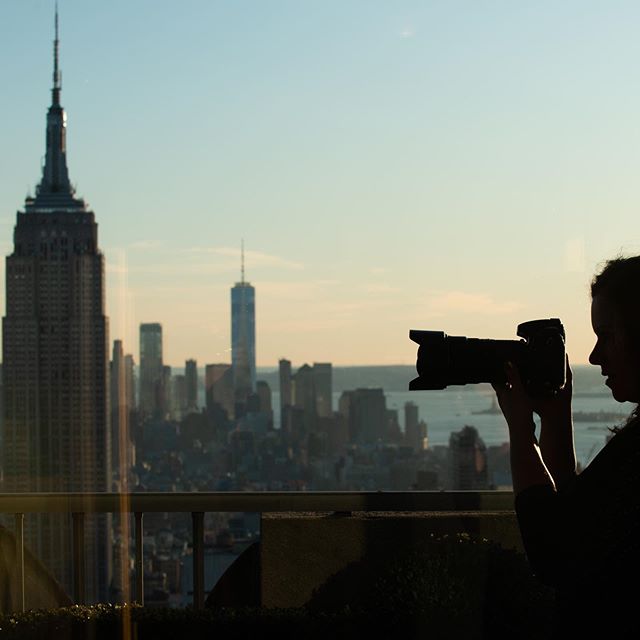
(30, 4, 83, 210)
(52, 4, 61, 106)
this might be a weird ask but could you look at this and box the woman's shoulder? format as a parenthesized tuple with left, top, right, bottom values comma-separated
(609, 413, 640, 445)
(579, 414, 640, 481)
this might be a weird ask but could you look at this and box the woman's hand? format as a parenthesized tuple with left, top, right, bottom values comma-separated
(492, 361, 536, 437)
(532, 358, 573, 423)
(492, 357, 573, 431)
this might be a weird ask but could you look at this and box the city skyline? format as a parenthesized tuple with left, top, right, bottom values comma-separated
(2, 2, 640, 367)
(1, 5, 632, 614)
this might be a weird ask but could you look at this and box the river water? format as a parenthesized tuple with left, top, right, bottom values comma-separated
(383, 387, 632, 468)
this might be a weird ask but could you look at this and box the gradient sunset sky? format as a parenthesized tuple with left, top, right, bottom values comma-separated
(1, 1, 639, 367)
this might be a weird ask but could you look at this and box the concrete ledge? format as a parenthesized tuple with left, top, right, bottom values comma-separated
(260, 510, 522, 608)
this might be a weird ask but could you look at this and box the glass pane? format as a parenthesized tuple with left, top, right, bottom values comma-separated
(0, 2, 637, 625)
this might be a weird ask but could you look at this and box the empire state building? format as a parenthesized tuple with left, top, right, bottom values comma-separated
(2, 11, 111, 602)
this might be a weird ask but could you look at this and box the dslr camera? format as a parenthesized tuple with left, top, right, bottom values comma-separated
(409, 318, 566, 395)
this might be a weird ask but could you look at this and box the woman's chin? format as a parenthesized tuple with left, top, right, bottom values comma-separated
(610, 386, 637, 404)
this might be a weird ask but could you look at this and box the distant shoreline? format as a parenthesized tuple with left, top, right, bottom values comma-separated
(252, 364, 607, 394)
(182, 363, 610, 398)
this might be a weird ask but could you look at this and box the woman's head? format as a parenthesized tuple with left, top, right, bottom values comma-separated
(589, 255, 640, 404)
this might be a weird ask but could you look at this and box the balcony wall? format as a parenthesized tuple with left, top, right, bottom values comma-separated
(0, 491, 520, 613)
(260, 508, 521, 608)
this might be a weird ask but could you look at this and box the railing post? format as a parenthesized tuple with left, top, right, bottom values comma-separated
(72, 512, 86, 605)
(14, 513, 25, 613)
(134, 512, 144, 605)
(192, 511, 205, 609)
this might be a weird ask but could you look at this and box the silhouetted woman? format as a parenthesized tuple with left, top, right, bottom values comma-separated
(493, 255, 640, 638)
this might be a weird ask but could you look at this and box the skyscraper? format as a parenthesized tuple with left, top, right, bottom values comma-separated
(338, 388, 387, 444)
(256, 380, 272, 414)
(2, 9, 111, 601)
(161, 365, 172, 418)
(111, 340, 134, 478)
(124, 354, 136, 415)
(171, 374, 186, 420)
(278, 358, 292, 429)
(312, 363, 332, 418)
(293, 364, 316, 432)
(205, 363, 234, 419)
(139, 323, 163, 419)
(231, 243, 256, 402)
(404, 401, 427, 452)
(185, 358, 198, 412)
(449, 425, 488, 490)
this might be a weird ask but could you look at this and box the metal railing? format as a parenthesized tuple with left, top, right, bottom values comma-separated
(0, 491, 515, 611)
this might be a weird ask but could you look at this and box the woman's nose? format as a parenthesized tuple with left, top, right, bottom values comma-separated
(589, 342, 600, 365)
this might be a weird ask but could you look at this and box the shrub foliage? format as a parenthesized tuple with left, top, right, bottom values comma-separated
(0, 535, 555, 640)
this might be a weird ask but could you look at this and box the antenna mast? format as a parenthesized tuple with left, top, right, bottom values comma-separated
(241, 239, 245, 284)
(52, 2, 61, 104)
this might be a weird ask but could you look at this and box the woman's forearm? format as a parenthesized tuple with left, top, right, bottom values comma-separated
(539, 412, 577, 490)
(535, 359, 576, 489)
(509, 426, 555, 495)
(492, 362, 562, 495)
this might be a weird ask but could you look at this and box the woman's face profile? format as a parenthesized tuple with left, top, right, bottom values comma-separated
(589, 294, 640, 404)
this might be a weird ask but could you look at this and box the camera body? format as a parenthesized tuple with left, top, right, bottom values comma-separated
(409, 318, 566, 394)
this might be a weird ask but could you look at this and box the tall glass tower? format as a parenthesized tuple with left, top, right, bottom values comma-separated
(2, 8, 111, 602)
(139, 322, 164, 419)
(231, 243, 256, 400)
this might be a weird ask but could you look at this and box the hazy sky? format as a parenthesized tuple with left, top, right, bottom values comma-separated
(1, 1, 639, 368)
